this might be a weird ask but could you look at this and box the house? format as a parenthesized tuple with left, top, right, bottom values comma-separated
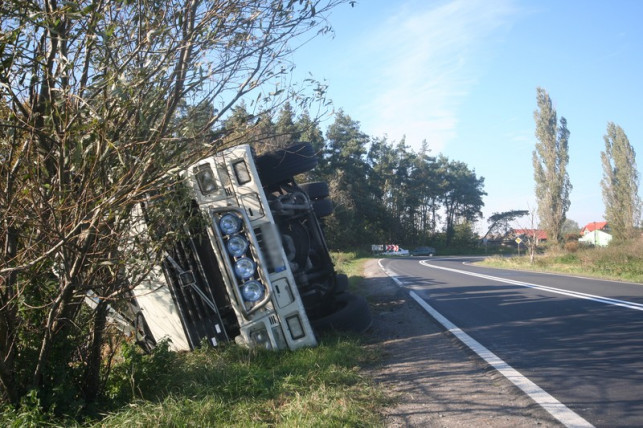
(511, 229, 548, 242)
(579, 229, 612, 247)
(580, 221, 609, 236)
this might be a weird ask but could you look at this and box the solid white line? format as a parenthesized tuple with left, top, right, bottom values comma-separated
(419, 260, 643, 311)
(376, 259, 594, 428)
(409, 291, 594, 428)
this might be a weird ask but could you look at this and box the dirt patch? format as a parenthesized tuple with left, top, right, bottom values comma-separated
(358, 259, 562, 427)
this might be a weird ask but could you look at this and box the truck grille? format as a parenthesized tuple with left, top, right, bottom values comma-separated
(161, 208, 239, 349)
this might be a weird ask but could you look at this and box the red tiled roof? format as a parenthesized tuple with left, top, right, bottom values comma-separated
(581, 221, 608, 235)
(513, 229, 548, 240)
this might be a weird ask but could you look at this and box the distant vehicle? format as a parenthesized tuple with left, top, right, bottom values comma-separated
(383, 248, 410, 256)
(410, 246, 436, 256)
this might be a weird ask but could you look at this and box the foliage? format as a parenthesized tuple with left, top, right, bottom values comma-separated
(439, 157, 486, 247)
(601, 122, 642, 240)
(564, 241, 579, 253)
(483, 210, 529, 240)
(233, 105, 487, 251)
(105, 340, 177, 405)
(532, 87, 572, 244)
(562, 218, 580, 235)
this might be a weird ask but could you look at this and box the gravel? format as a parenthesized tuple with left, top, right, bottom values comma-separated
(358, 259, 563, 427)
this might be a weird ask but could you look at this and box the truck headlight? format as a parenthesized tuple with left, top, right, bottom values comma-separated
(219, 213, 241, 235)
(286, 315, 305, 340)
(234, 257, 256, 279)
(250, 327, 271, 349)
(233, 160, 251, 185)
(194, 164, 218, 195)
(226, 235, 249, 257)
(240, 280, 265, 302)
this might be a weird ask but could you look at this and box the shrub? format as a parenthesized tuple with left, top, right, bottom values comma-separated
(106, 340, 176, 405)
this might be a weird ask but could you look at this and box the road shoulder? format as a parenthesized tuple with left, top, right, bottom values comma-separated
(358, 258, 562, 427)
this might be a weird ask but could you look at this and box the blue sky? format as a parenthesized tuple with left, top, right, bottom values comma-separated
(290, 0, 643, 230)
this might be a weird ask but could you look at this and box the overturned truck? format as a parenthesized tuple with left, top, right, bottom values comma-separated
(123, 143, 371, 352)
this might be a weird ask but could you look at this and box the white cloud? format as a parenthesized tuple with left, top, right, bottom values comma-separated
(353, 0, 516, 151)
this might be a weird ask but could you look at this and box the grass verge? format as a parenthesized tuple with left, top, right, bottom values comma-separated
(479, 238, 643, 283)
(91, 335, 387, 427)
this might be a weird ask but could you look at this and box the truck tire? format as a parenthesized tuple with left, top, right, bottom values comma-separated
(300, 182, 329, 200)
(335, 273, 349, 293)
(256, 142, 318, 186)
(313, 199, 333, 218)
(310, 292, 372, 334)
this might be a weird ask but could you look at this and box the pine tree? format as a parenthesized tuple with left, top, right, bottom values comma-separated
(601, 123, 642, 240)
(323, 111, 373, 246)
(532, 87, 572, 244)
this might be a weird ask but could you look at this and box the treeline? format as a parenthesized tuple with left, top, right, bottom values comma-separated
(223, 103, 486, 249)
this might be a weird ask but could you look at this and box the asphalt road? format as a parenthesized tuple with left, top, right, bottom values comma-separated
(378, 256, 643, 428)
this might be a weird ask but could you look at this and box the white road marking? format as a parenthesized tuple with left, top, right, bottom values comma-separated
(420, 260, 643, 311)
(377, 259, 595, 428)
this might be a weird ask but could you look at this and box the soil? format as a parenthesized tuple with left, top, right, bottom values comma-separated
(358, 259, 563, 427)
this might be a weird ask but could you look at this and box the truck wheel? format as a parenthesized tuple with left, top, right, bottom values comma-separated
(313, 199, 333, 218)
(335, 273, 349, 293)
(310, 292, 372, 334)
(300, 182, 329, 200)
(255, 142, 318, 186)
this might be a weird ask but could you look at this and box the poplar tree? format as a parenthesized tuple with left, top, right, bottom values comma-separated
(532, 87, 572, 244)
(601, 123, 642, 240)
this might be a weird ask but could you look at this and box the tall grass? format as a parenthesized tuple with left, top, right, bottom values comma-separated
(481, 238, 643, 283)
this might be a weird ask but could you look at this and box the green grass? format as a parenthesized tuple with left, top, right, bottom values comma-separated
(331, 250, 369, 280)
(479, 238, 643, 283)
(1, 253, 389, 427)
(89, 336, 387, 427)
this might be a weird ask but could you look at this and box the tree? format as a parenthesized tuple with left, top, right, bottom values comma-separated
(525, 209, 540, 264)
(483, 210, 530, 240)
(440, 157, 486, 247)
(0, 0, 344, 410)
(409, 140, 440, 243)
(321, 110, 375, 247)
(297, 111, 325, 154)
(390, 138, 417, 241)
(532, 87, 572, 245)
(561, 218, 580, 235)
(601, 122, 642, 240)
(272, 102, 301, 149)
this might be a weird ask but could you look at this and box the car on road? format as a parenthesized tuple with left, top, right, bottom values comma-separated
(382, 248, 410, 256)
(410, 246, 436, 256)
